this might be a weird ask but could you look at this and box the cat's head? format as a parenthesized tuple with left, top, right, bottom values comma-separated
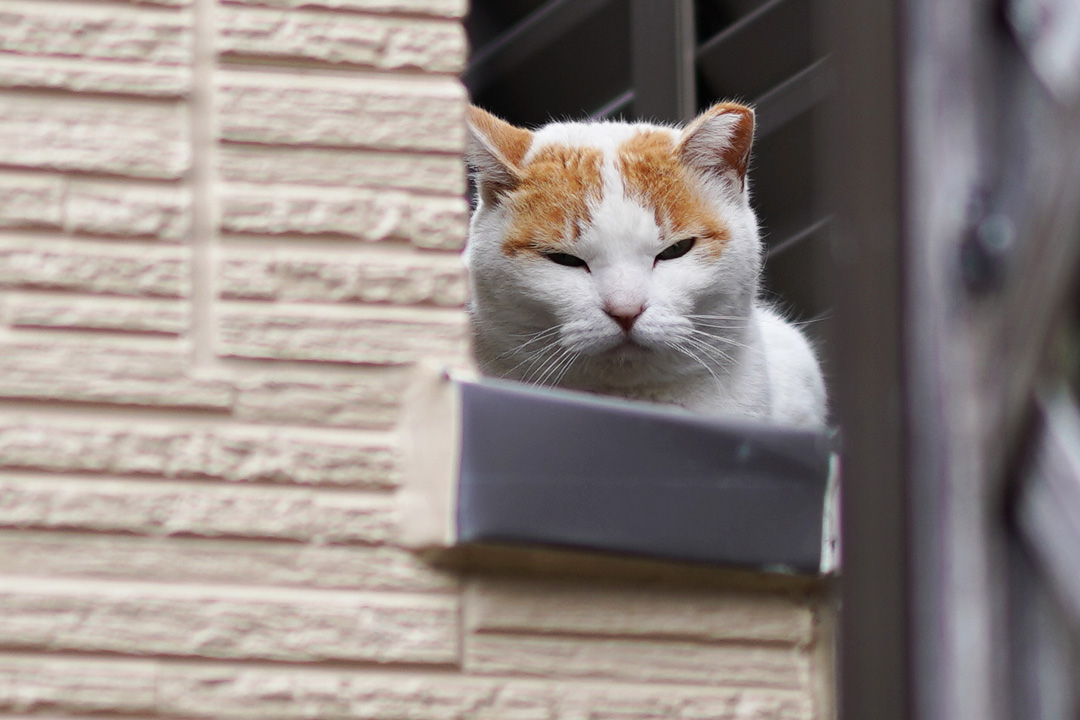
(464, 103, 763, 395)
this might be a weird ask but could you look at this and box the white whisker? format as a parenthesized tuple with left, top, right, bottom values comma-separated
(506, 337, 560, 378)
(496, 326, 561, 361)
(527, 346, 571, 386)
(690, 321, 748, 331)
(548, 349, 579, 387)
(683, 334, 735, 367)
(670, 342, 723, 394)
(687, 327, 749, 350)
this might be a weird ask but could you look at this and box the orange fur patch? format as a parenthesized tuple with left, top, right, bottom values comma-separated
(503, 144, 604, 256)
(617, 131, 729, 255)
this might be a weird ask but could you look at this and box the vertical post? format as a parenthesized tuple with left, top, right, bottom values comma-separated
(820, 0, 911, 719)
(630, 0, 696, 123)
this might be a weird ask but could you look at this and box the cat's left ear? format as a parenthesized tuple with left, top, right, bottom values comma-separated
(678, 102, 755, 191)
(466, 106, 534, 206)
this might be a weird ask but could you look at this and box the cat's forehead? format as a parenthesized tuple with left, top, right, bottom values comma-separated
(501, 121, 729, 256)
(525, 121, 678, 161)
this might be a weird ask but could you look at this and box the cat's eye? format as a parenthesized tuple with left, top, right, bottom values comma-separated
(656, 238, 697, 261)
(543, 252, 589, 269)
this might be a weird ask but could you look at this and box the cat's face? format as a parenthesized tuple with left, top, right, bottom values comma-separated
(465, 103, 763, 393)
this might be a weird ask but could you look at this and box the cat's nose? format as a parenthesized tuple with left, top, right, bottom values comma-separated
(604, 304, 645, 332)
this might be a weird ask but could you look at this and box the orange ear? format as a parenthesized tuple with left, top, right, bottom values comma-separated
(678, 102, 755, 188)
(466, 106, 533, 205)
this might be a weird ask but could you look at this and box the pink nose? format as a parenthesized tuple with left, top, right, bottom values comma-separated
(605, 304, 644, 332)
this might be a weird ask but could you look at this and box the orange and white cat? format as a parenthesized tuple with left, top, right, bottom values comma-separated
(464, 102, 826, 428)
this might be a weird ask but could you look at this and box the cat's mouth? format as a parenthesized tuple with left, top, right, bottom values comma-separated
(606, 336, 652, 356)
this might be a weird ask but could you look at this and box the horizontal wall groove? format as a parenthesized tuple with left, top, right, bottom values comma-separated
(0, 574, 452, 604)
(217, 142, 464, 159)
(0, 405, 408, 438)
(0, 649, 473, 676)
(467, 626, 811, 650)
(6, 0, 191, 11)
(0, 329, 186, 348)
(0, 174, 188, 190)
(0, 649, 823, 691)
(218, 2, 466, 22)
(214, 61, 466, 85)
(215, 298, 467, 320)
(0, 85, 186, 105)
(0, 468, 401, 494)
(0, 647, 464, 672)
(217, 234, 436, 251)
(218, 55, 463, 78)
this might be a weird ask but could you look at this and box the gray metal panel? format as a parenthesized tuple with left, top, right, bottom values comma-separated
(455, 379, 832, 573)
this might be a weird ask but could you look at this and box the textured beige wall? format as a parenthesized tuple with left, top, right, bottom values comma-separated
(0, 1, 831, 718)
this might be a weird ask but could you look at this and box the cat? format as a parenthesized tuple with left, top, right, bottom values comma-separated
(463, 102, 827, 429)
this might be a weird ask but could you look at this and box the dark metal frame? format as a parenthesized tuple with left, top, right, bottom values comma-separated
(464, 0, 614, 97)
(629, 0, 696, 123)
(821, 1, 909, 718)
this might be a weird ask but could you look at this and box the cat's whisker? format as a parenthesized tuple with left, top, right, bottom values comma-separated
(686, 316, 748, 323)
(547, 349, 579, 388)
(527, 350, 561, 386)
(531, 346, 574, 387)
(790, 314, 831, 327)
(671, 342, 723, 394)
(510, 325, 562, 344)
(683, 334, 735, 367)
(551, 349, 580, 386)
(505, 336, 562, 378)
(552, 363, 574, 387)
(689, 321, 748, 330)
(684, 321, 747, 326)
(521, 341, 566, 384)
(681, 331, 729, 358)
(528, 345, 567, 382)
(687, 328, 749, 350)
(669, 336, 721, 374)
(503, 346, 545, 377)
(508, 326, 558, 339)
(688, 325, 749, 336)
(496, 326, 562, 361)
(687, 318, 750, 330)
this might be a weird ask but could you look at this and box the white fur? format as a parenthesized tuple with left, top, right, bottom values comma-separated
(465, 115, 827, 429)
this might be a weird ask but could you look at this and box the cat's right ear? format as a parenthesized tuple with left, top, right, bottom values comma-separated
(466, 106, 533, 206)
(678, 102, 755, 192)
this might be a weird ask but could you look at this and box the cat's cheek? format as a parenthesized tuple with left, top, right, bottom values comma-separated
(649, 268, 702, 310)
(536, 262, 594, 293)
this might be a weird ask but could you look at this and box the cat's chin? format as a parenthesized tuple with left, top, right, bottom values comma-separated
(604, 337, 651, 356)
(573, 341, 689, 386)
(575, 336, 656, 368)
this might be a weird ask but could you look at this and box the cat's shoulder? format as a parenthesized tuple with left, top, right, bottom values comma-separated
(752, 305, 828, 427)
